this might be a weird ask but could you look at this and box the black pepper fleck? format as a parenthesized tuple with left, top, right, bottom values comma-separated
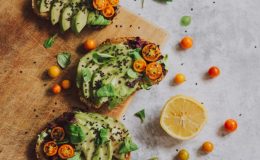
(19, 71, 23, 73)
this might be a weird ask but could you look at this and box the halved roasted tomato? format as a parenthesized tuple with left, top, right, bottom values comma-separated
(109, 0, 119, 6)
(43, 141, 58, 156)
(51, 127, 65, 141)
(133, 59, 147, 72)
(58, 144, 75, 159)
(93, 0, 108, 10)
(142, 44, 161, 62)
(146, 62, 163, 80)
(102, 5, 115, 18)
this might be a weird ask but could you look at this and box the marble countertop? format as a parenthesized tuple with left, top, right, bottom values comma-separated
(120, 0, 260, 159)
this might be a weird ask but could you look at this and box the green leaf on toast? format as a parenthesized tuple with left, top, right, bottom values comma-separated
(66, 124, 86, 144)
(97, 84, 116, 97)
(119, 137, 138, 154)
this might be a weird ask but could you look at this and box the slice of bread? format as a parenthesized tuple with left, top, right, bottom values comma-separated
(35, 113, 131, 160)
(78, 37, 167, 120)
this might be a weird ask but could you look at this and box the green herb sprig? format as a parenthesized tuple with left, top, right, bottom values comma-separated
(43, 33, 57, 48)
(134, 109, 145, 123)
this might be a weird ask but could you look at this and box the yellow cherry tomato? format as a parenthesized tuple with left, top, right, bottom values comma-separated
(102, 5, 115, 18)
(133, 59, 147, 72)
(174, 73, 186, 84)
(48, 66, 61, 78)
(58, 144, 75, 159)
(43, 141, 58, 157)
(145, 62, 163, 80)
(61, 80, 71, 89)
(84, 39, 97, 51)
(201, 141, 214, 153)
(51, 127, 65, 141)
(142, 44, 161, 62)
(177, 149, 189, 160)
(52, 84, 61, 94)
(108, 0, 119, 6)
(93, 0, 108, 10)
(180, 36, 193, 49)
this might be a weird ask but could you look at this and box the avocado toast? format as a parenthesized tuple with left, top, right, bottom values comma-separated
(77, 37, 168, 118)
(32, 0, 119, 33)
(36, 111, 135, 160)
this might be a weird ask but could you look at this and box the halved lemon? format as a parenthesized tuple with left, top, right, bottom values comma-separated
(160, 95, 207, 140)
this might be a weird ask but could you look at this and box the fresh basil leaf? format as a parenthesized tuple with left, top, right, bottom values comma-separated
(82, 68, 92, 82)
(97, 84, 115, 97)
(127, 69, 138, 79)
(119, 137, 138, 154)
(43, 34, 57, 48)
(129, 48, 142, 60)
(57, 52, 71, 69)
(134, 109, 145, 123)
(95, 128, 109, 146)
(180, 16, 191, 27)
(66, 124, 86, 144)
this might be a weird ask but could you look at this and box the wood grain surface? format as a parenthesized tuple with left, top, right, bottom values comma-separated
(0, 0, 168, 159)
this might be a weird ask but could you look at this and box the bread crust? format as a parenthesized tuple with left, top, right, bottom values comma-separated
(78, 37, 166, 119)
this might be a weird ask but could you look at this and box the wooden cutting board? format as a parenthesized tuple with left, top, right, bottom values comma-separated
(0, 1, 168, 159)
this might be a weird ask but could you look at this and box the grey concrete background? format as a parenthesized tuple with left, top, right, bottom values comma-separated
(120, 0, 260, 159)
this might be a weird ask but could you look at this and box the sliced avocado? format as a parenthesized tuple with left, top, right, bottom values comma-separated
(50, 0, 69, 25)
(70, 0, 82, 9)
(39, 0, 53, 13)
(77, 124, 96, 160)
(76, 54, 94, 88)
(71, 7, 88, 34)
(92, 141, 112, 160)
(87, 113, 128, 159)
(74, 112, 131, 160)
(60, 6, 73, 32)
